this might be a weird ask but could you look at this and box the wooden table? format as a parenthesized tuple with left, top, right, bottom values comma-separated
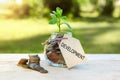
(0, 54, 120, 80)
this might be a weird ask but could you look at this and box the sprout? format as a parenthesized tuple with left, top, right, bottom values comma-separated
(49, 7, 72, 33)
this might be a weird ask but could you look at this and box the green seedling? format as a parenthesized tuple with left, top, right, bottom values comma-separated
(49, 7, 72, 33)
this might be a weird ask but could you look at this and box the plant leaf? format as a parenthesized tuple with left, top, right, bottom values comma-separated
(56, 7, 62, 17)
(49, 19, 58, 24)
(61, 16, 67, 20)
(50, 13, 56, 18)
(52, 11, 56, 14)
(60, 22, 72, 32)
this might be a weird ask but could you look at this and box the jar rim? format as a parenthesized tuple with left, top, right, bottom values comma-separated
(51, 32, 72, 35)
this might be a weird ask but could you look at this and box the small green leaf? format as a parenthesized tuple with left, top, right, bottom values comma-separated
(50, 13, 56, 18)
(61, 16, 67, 20)
(52, 11, 56, 14)
(56, 7, 63, 17)
(61, 22, 72, 32)
(49, 19, 58, 24)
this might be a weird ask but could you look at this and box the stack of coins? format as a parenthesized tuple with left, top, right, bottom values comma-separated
(44, 34, 66, 66)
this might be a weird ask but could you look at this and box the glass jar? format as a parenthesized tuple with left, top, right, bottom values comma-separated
(44, 32, 72, 67)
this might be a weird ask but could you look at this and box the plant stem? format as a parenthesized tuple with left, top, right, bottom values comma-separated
(58, 18, 61, 33)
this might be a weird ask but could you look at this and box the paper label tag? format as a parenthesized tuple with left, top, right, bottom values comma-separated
(59, 34, 87, 69)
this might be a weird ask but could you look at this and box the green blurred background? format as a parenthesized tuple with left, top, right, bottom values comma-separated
(0, 0, 120, 53)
